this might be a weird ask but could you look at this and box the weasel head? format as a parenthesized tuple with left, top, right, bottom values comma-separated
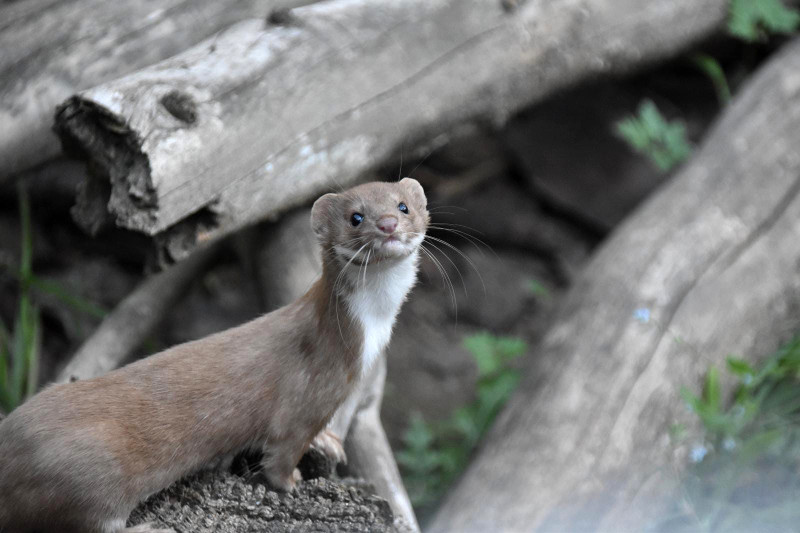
(311, 178, 429, 266)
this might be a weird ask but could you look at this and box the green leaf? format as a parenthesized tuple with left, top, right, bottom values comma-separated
(727, 357, 755, 378)
(527, 279, 550, 298)
(691, 53, 731, 106)
(29, 275, 107, 319)
(463, 333, 500, 377)
(25, 305, 40, 399)
(402, 413, 434, 452)
(400, 332, 527, 511)
(0, 267, 108, 319)
(703, 367, 722, 415)
(614, 100, 692, 172)
(729, 0, 800, 41)
(496, 337, 526, 362)
(450, 407, 481, 443)
(11, 296, 28, 403)
(18, 182, 32, 284)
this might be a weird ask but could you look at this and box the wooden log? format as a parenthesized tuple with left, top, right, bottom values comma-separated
(55, 244, 218, 383)
(0, 0, 309, 180)
(54, 0, 729, 262)
(429, 38, 800, 533)
(343, 358, 420, 533)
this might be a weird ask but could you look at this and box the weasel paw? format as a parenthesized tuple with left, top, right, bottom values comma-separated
(266, 468, 302, 493)
(124, 523, 176, 533)
(310, 428, 347, 465)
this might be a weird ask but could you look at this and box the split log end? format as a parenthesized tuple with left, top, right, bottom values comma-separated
(54, 96, 157, 236)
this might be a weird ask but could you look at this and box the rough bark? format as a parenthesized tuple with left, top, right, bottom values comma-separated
(129, 470, 396, 532)
(54, 0, 729, 261)
(55, 244, 218, 384)
(0, 0, 319, 180)
(429, 38, 800, 533)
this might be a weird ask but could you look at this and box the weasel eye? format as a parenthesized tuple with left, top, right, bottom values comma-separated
(398, 202, 409, 214)
(350, 213, 364, 226)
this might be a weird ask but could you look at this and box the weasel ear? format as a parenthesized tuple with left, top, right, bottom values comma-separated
(399, 177, 427, 207)
(311, 193, 338, 239)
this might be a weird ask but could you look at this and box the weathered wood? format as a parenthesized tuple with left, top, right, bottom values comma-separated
(0, 0, 308, 180)
(429, 38, 800, 533)
(55, 0, 729, 261)
(344, 358, 420, 533)
(55, 244, 218, 384)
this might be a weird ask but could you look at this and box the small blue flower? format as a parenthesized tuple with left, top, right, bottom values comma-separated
(742, 373, 753, 385)
(690, 444, 708, 463)
(723, 437, 736, 451)
(633, 307, 651, 324)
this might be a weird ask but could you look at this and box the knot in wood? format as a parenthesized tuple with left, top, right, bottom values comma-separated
(160, 90, 198, 125)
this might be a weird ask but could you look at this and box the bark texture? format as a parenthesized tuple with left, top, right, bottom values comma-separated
(0, 0, 311, 180)
(429, 38, 800, 533)
(129, 470, 395, 532)
(54, 0, 729, 261)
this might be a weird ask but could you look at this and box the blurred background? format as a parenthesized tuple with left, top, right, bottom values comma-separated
(2, 0, 800, 531)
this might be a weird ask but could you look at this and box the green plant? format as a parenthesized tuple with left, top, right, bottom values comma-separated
(397, 332, 526, 514)
(526, 278, 550, 299)
(615, 100, 692, 172)
(665, 336, 800, 532)
(691, 54, 731, 107)
(729, 0, 800, 41)
(0, 184, 41, 414)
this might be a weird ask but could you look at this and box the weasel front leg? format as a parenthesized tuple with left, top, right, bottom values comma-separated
(261, 440, 306, 492)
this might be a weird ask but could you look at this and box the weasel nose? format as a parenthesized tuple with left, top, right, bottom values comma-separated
(377, 216, 398, 234)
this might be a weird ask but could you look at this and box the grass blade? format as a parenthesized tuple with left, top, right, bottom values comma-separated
(25, 305, 40, 399)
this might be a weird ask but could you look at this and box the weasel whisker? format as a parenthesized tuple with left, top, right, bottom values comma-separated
(413, 234, 467, 298)
(428, 224, 494, 258)
(331, 242, 369, 345)
(419, 244, 457, 316)
(422, 234, 486, 296)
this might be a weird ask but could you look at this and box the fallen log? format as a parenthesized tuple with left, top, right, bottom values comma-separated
(55, 243, 218, 383)
(429, 38, 800, 533)
(0, 0, 309, 180)
(55, 0, 729, 262)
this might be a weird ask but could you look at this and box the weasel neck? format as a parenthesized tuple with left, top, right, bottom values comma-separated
(327, 250, 419, 375)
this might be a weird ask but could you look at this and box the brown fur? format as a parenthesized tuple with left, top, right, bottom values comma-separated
(0, 179, 428, 533)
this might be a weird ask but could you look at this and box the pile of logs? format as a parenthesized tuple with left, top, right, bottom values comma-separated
(4, 0, 800, 530)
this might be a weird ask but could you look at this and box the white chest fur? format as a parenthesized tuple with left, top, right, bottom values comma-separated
(344, 252, 419, 374)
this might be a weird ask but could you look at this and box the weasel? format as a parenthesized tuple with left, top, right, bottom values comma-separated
(0, 178, 429, 533)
